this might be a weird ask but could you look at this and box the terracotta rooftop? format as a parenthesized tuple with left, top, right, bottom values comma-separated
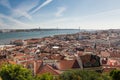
(56, 60, 80, 70)
(37, 64, 60, 75)
(110, 53, 120, 58)
(8, 60, 16, 64)
(100, 51, 110, 57)
(49, 54, 65, 60)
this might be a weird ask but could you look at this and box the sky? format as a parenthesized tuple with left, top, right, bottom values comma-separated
(0, 0, 120, 29)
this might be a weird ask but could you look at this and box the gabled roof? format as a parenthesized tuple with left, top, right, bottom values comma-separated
(37, 64, 60, 75)
(57, 60, 80, 70)
(35, 60, 43, 74)
(20, 60, 43, 75)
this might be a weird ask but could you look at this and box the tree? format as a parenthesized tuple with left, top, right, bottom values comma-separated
(59, 69, 110, 80)
(110, 69, 120, 80)
(0, 64, 34, 80)
(35, 73, 54, 80)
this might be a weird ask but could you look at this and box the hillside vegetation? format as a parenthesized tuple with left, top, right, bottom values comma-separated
(0, 64, 120, 80)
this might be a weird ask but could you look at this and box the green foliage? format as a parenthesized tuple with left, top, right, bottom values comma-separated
(0, 63, 115, 80)
(35, 73, 54, 80)
(59, 69, 110, 80)
(101, 73, 112, 80)
(0, 64, 33, 80)
(110, 69, 120, 80)
(59, 70, 81, 80)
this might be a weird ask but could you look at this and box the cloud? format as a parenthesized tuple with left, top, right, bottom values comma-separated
(38, 8, 120, 29)
(0, 0, 38, 20)
(0, 14, 33, 29)
(0, 0, 41, 29)
(12, 9, 32, 20)
(31, 0, 53, 14)
(0, 19, 10, 29)
(55, 7, 66, 17)
(10, 0, 39, 20)
(0, 0, 11, 9)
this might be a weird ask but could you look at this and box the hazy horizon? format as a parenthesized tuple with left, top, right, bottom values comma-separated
(0, 0, 120, 29)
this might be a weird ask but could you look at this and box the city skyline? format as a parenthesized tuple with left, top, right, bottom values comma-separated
(0, 0, 120, 29)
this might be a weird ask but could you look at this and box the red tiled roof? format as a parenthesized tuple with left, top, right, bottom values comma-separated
(49, 54, 64, 60)
(101, 51, 110, 57)
(37, 64, 60, 75)
(107, 58, 120, 67)
(8, 60, 16, 64)
(110, 53, 120, 58)
(20, 60, 43, 75)
(14, 52, 25, 56)
(26, 38, 41, 44)
(57, 60, 80, 70)
(80, 54, 91, 63)
(35, 60, 43, 74)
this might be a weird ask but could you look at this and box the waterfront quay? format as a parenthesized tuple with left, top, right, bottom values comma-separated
(0, 29, 120, 75)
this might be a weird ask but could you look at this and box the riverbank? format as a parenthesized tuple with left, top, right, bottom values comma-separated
(0, 29, 81, 45)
